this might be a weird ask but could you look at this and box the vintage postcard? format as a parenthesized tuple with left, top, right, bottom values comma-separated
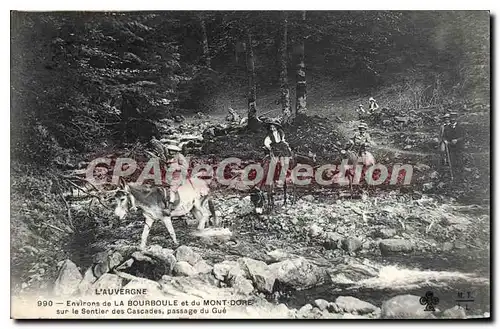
(10, 10, 491, 319)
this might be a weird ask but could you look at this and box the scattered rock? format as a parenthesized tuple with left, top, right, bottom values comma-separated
(269, 257, 328, 291)
(423, 182, 434, 191)
(231, 276, 254, 295)
(335, 296, 379, 314)
(238, 257, 276, 294)
(212, 260, 240, 281)
(454, 241, 467, 249)
(193, 260, 212, 275)
(174, 245, 201, 266)
(308, 224, 323, 238)
(124, 277, 164, 298)
(327, 302, 341, 313)
(236, 196, 254, 216)
(379, 239, 415, 255)
(92, 251, 123, 279)
(441, 305, 466, 319)
(77, 266, 98, 295)
(323, 232, 343, 250)
(173, 261, 196, 277)
(379, 228, 397, 239)
(442, 242, 454, 251)
(130, 249, 176, 279)
(297, 304, 313, 318)
(267, 249, 291, 263)
(329, 260, 379, 284)
(53, 259, 83, 297)
(342, 237, 362, 253)
(381, 294, 436, 319)
(91, 273, 123, 293)
(302, 195, 315, 202)
(314, 299, 330, 311)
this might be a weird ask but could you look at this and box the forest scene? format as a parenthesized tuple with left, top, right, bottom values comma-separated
(10, 10, 490, 319)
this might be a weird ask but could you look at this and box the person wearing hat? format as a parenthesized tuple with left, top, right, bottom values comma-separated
(343, 122, 374, 160)
(263, 120, 291, 157)
(368, 97, 379, 114)
(356, 104, 366, 120)
(440, 111, 465, 171)
(164, 142, 189, 192)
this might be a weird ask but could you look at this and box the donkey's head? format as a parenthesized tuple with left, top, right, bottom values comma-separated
(113, 177, 136, 220)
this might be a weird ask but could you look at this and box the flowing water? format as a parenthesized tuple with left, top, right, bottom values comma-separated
(66, 196, 491, 318)
(282, 251, 490, 316)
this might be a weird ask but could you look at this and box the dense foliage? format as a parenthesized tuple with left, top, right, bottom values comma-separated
(11, 11, 489, 165)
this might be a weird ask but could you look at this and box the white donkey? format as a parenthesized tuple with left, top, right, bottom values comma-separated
(113, 177, 217, 249)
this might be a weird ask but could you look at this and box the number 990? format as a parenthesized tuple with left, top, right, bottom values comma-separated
(37, 300, 53, 307)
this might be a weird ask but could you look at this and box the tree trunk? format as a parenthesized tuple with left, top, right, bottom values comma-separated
(200, 18, 210, 68)
(280, 12, 291, 124)
(246, 31, 259, 130)
(295, 11, 307, 116)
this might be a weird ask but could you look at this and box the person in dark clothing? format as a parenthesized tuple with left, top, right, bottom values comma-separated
(263, 120, 291, 158)
(440, 111, 466, 172)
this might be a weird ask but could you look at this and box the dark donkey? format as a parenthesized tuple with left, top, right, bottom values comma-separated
(113, 177, 217, 249)
(258, 150, 317, 212)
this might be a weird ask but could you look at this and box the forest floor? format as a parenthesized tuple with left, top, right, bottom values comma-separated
(10, 86, 491, 319)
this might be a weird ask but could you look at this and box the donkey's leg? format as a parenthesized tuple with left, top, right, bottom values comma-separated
(192, 206, 208, 231)
(140, 215, 155, 250)
(161, 216, 178, 246)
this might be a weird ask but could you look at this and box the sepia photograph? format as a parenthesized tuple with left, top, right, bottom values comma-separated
(9, 9, 491, 320)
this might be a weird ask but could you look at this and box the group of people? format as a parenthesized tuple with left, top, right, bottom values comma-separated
(356, 97, 380, 120)
(262, 118, 374, 167)
(155, 99, 464, 201)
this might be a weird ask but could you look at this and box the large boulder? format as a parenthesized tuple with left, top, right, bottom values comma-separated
(335, 296, 379, 314)
(269, 257, 328, 291)
(123, 277, 164, 299)
(441, 306, 467, 319)
(212, 260, 240, 281)
(231, 275, 254, 295)
(266, 249, 292, 263)
(296, 304, 313, 319)
(173, 261, 197, 277)
(308, 224, 323, 238)
(378, 228, 397, 239)
(323, 232, 343, 250)
(90, 273, 123, 294)
(342, 237, 362, 253)
(193, 260, 212, 275)
(77, 266, 98, 295)
(381, 294, 437, 319)
(329, 260, 379, 284)
(379, 239, 415, 255)
(314, 299, 330, 311)
(92, 251, 123, 279)
(174, 245, 201, 266)
(53, 260, 83, 297)
(129, 249, 176, 280)
(145, 245, 176, 273)
(238, 257, 276, 294)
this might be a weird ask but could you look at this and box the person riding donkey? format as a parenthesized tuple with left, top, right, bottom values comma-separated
(163, 142, 196, 211)
(342, 122, 376, 166)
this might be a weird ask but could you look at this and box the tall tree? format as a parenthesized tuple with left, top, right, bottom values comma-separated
(279, 12, 291, 124)
(295, 11, 307, 116)
(246, 31, 259, 130)
(199, 16, 211, 67)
